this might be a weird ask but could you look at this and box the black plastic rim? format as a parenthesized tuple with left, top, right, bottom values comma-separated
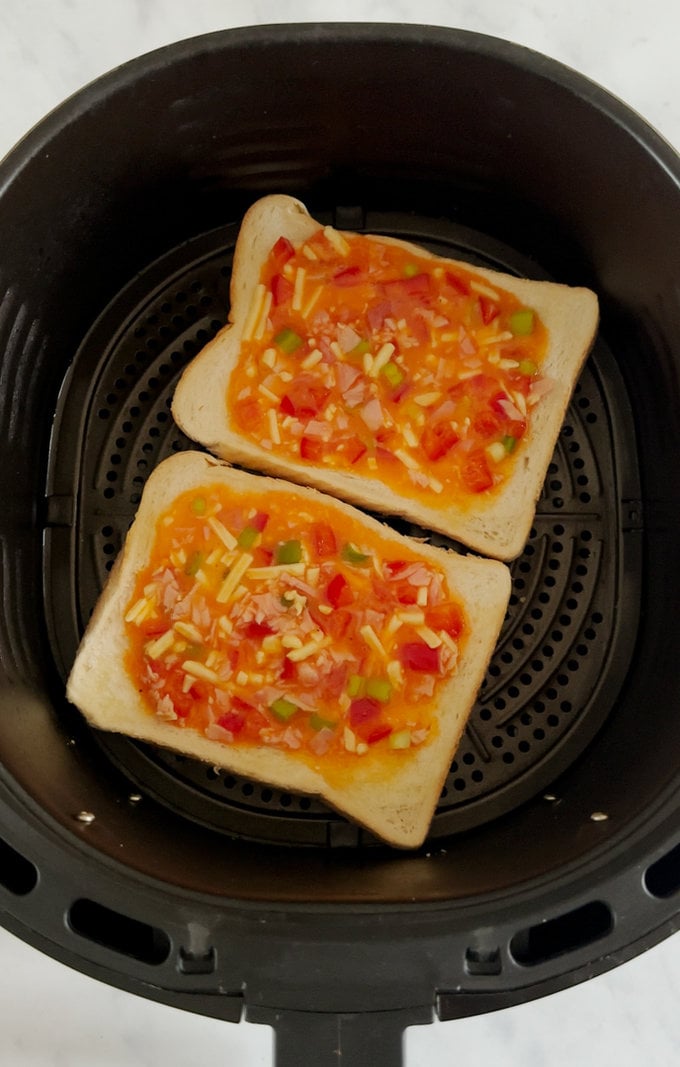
(1, 23, 680, 1066)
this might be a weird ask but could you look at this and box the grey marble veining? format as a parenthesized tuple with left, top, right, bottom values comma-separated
(1, 1, 679, 1065)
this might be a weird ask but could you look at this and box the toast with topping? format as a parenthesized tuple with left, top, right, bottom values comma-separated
(67, 451, 511, 848)
(172, 195, 599, 561)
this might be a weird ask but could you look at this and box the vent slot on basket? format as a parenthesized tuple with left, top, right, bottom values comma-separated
(68, 898, 171, 965)
(510, 900, 612, 966)
(0, 835, 38, 895)
(644, 843, 680, 899)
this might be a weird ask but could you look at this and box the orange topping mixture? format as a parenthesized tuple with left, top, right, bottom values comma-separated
(124, 485, 468, 765)
(229, 227, 551, 500)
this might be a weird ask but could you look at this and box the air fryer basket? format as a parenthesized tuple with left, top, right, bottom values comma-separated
(1, 23, 680, 1066)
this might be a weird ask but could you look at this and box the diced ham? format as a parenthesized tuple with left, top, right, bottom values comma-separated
(336, 362, 362, 393)
(204, 723, 234, 743)
(337, 324, 363, 353)
(360, 398, 384, 432)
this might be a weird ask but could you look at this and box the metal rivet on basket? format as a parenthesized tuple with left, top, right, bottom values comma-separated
(590, 811, 609, 822)
(75, 811, 96, 824)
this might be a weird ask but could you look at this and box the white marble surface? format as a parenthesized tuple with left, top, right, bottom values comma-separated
(1, 2, 680, 1065)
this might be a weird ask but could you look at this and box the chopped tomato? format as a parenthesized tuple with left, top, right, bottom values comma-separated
(383, 273, 432, 301)
(300, 435, 324, 461)
(326, 572, 354, 608)
(421, 420, 459, 461)
(311, 521, 337, 558)
(280, 378, 330, 417)
(461, 451, 494, 493)
(337, 435, 367, 464)
(217, 711, 246, 735)
(427, 601, 465, 639)
(472, 409, 503, 439)
(400, 642, 440, 672)
(235, 395, 263, 429)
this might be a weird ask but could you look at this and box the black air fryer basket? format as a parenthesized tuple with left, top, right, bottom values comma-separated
(1, 23, 680, 1066)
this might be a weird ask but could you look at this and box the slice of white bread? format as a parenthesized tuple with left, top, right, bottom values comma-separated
(172, 195, 599, 561)
(66, 450, 511, 848)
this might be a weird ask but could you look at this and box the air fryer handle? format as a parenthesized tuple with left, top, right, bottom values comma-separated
(249, 1004, 434, 1066)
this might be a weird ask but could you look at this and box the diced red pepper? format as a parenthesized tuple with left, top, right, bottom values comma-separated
(279, 394, 295, 417)
(478, 296, 500, 325)
(399, 642, 440, 672)
(279, 657, 296, 681)
(311, 521, 337, 558)
(445, 270, 470, 295)
(367, 723, 393, 744)
(427, 601, 465, 639)
(271, 273, 294, 306)
(384, 560, 411, 577)
(349, 697, 382, 726)
(244, 620, 273, 639)
(271, 235, 295, 267)
(251, 511, 269, 532)
(490, 390, 511, 415)
(326, 572, 354, 608)
(300, 436, 324, 461)
(420, 420, 460, 461)
(461, 451, 494, 493)
(333, 265, 364, 287)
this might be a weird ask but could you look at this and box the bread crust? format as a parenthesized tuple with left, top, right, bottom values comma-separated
(67, 451, 510, 848)
(172, 195, 599, 561)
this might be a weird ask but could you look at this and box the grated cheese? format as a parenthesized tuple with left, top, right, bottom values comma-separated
(360, 624, 387, 659)
(469, 280, 500, 300)
(145, 629, 174, 659)
(300, 348, 323, 370)
(216, 552, 254, 603)
(323, 225, 350, 256)
(369, 342, 395, 377)
(173, 620, 204, 644)
(292, 266, 306, 312)
(267, 408, 281, 445)
(207, 516, 237, 551)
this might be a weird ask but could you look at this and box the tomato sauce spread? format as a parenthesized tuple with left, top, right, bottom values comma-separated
(124, 484, 467, 767)
(229, 226, 550, 500)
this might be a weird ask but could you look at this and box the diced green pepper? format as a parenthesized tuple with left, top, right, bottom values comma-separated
(518, 358, 538, 376)
(381, 361, 405, 387)
(347, 674, 366, 698)
(366, 677, 392, 703)
(274, 327, 304, 354)
(403, 263, 419, 278)
(341, 542, 370, 566)
(270, 697, 298, 722)
(502, 434, 518, 454)
(509, 309, 535, 336)
(350, 339, 371, 357)
(309, 712, 338, 731)
(238, 524, 259, 549)
(191, 496, 207, 516)
(275, 539, 302, 565)
(389, 729, 412, 749)
(184, 551, 204, 577)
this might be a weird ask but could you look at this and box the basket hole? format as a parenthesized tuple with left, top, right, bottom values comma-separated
(510, 901, 612, 967)
(69, 899, 170, 965)
(0, 836, 38, 895)
(645, 843, 680, 899)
